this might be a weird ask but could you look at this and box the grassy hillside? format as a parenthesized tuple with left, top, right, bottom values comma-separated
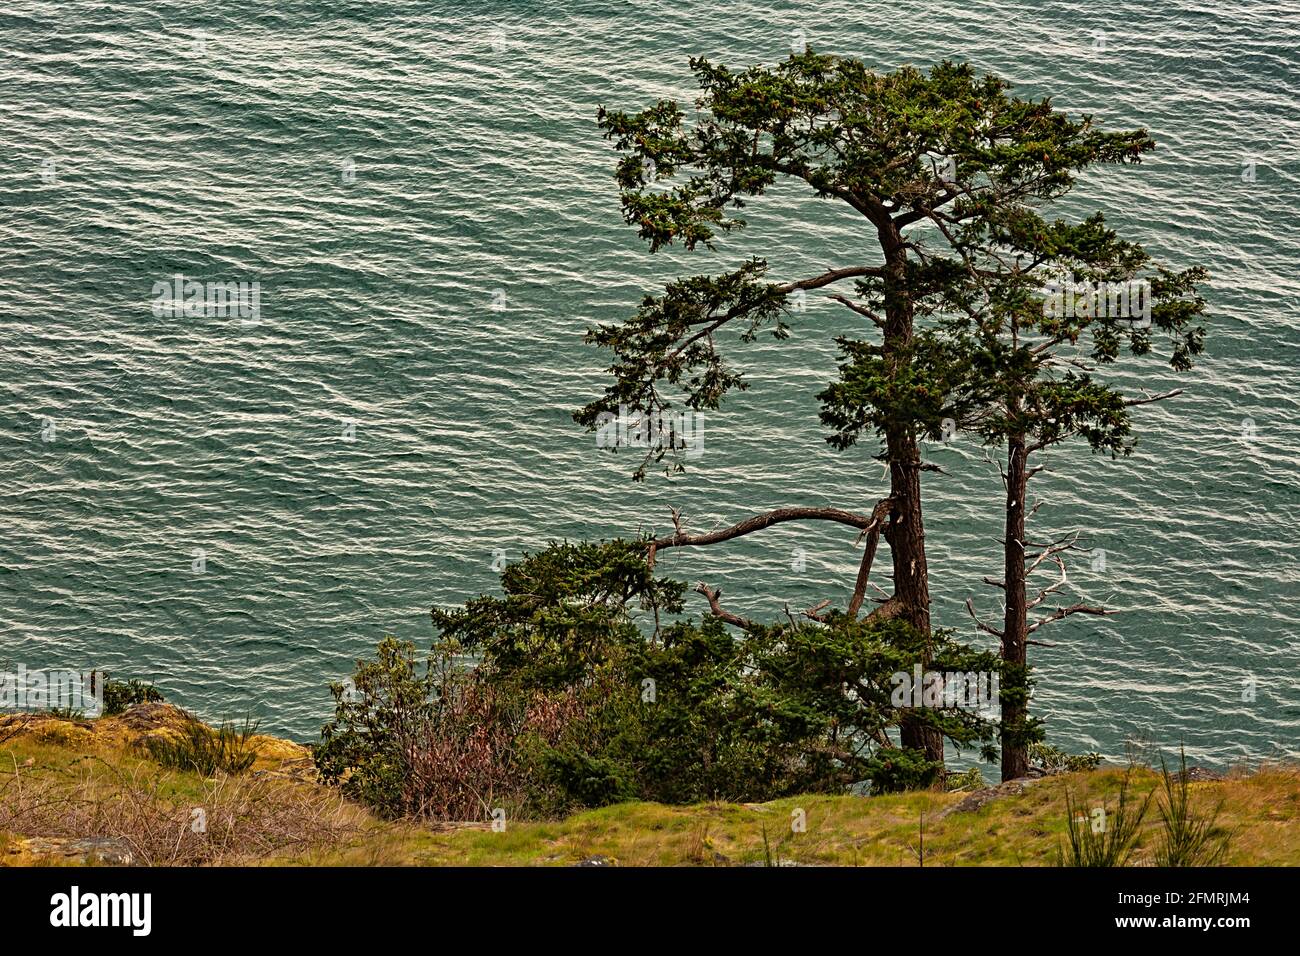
(2, 705, 1295, 867)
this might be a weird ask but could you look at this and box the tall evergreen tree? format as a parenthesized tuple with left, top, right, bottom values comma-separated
(939, 213, 1207, 780)
(578, 53, 1172, 768)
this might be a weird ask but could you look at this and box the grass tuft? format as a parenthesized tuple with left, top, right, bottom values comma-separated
(144, 716, 260, 777)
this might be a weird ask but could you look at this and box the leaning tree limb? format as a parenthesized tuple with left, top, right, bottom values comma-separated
(1124, 388, 1184, 408)
(965, 598, 1005, 639)
(649, 506, 878, 552)
(847, 498, 894, 620)
(694, 582, 757, 631)
(650, 504, 894, 622)
(827, 292, 886, 328)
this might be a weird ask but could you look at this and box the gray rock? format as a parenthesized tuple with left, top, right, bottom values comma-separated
(13, 836, 135, 866)
(1175, 766, 1226, 782)
(936, 776, 1043, 820)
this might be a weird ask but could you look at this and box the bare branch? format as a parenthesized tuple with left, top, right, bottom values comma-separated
(1026, 555, 1069, 611)
(803, 599, 833, 623)
(965, 598, 1004, 638)
(828, 293, 886, 328)
(694, 582, 756, 631)
(669, 506, 684, 538)
(1027, 603, 1116, 634)
(670, 265, 887, 359)
(651, 506, 879, 551)
(847, 498, 893, 620)
(1124, 388, 1184, 408)
(780, 265, 886, 292)
(1024, 532, 1081, 578)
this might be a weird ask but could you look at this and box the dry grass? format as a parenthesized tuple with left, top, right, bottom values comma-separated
(0, 751, 367, 866)
(0, 706, 368, 866)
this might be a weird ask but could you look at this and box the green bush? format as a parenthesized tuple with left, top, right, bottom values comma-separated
(321, 540, 1003, 819)
(945, 767, 986, 792)
(101, 676, 165, 716)
(316, 639, 434, 816)
(537, 747, 638, 808)
(1030, 741, 1102, 774)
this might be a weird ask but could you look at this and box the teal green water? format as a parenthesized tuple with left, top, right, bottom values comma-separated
(2, 1, 1297, 763)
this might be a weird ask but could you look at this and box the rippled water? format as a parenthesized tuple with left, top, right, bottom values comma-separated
(2, 1, 1297, 763)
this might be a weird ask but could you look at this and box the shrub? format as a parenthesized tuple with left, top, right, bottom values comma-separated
(101, 676, 164, 716)
(537, 746, 638, 808)
(521, 615, 872, 810)
(316, 637, 570, 821)
(144, 716, 259, 776)
(744, 616, 1001, 793)
(321, 540, 1003, 818)
(315, 639, 434, 816)
(945, 767, 986, 792)
(1030, 741, 1102, 774)
(1154, 746, 1230, 866)
(1057, 772, 1152, 867)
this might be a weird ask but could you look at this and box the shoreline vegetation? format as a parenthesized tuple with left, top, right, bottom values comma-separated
(0, 703, 1293, 867)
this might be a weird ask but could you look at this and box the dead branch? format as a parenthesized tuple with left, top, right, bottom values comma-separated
(694, 582, 757, 631)
(1027, 603, 1116, 634)
(1125, 388, 1184, 407)
(1026, 555, 1069, 611)
(846, 498, 893, 620)
(1024, 532, 1082, 578)
(828, 293, 886, 328)
(650, 505, 879, 551)
(964, 598, 1004, 638)
(803, 599, 833, 623)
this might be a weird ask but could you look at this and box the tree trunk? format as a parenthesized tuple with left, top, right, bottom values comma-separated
(878, 223, 943, 766)
(887, 436, 942, 761)
(1000, 434, 1029, 781)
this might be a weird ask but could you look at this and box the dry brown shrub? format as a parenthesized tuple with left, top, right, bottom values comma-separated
(397, 670, 584, 822)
